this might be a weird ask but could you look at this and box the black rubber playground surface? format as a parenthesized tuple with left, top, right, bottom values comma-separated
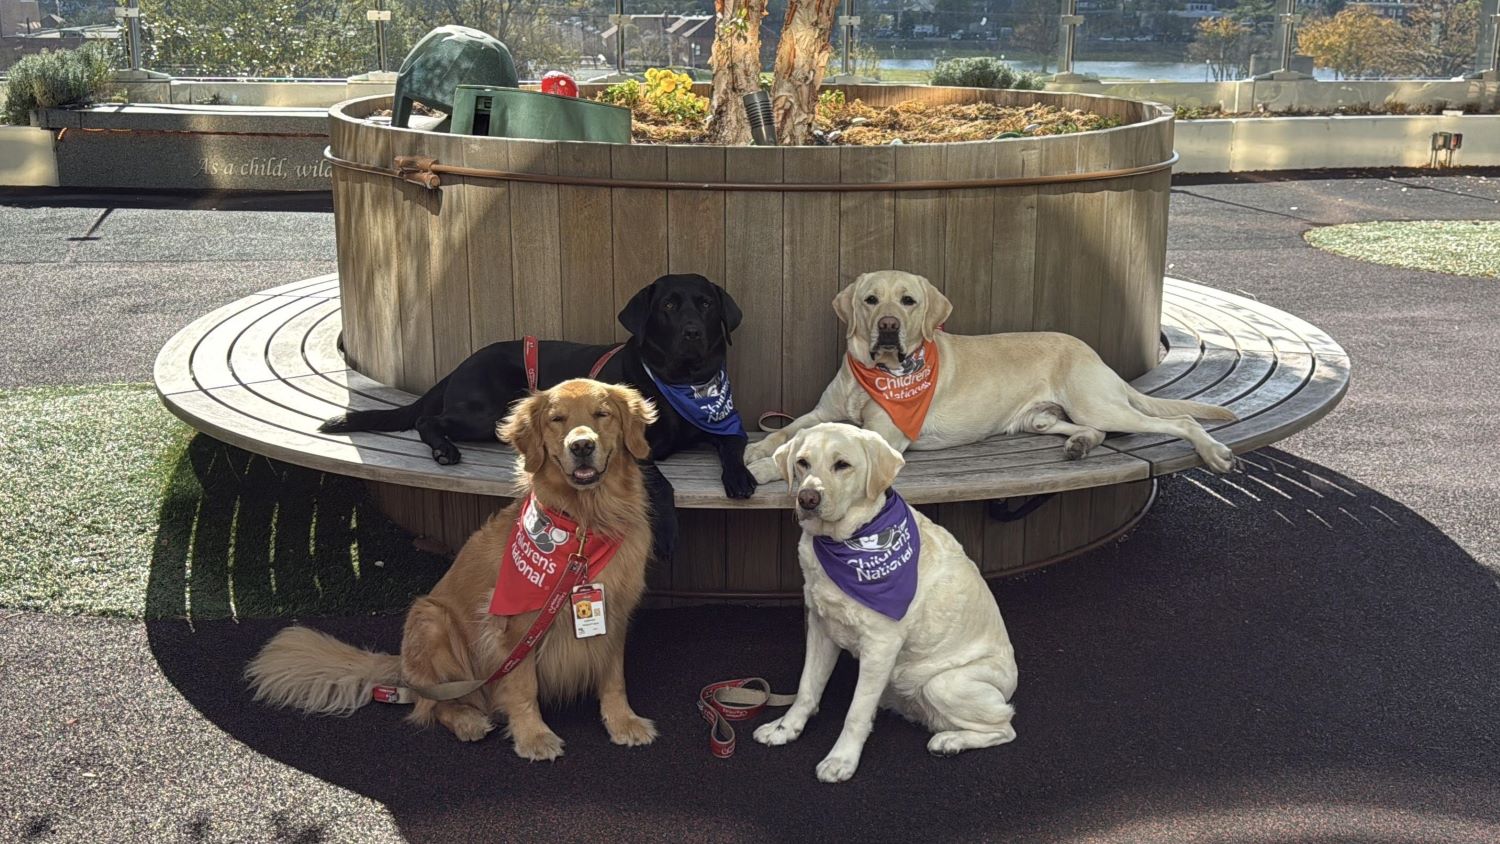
(2, 173, 1499, 842)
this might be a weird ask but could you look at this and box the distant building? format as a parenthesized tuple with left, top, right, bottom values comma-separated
(1, 0, 42, 37)
(600, 14, 716, 69)
(1171, 2, 1226, 20)
(1349, 0, 1413, 19)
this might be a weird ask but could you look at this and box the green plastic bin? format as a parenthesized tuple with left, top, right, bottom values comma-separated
(392, 25, 518, 129)
(449, 85, 632, 144)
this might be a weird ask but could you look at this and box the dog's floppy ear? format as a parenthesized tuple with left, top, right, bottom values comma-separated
(832, 278, 860, 326)
(859, 429, 906, 500)
(715, 282, 743, 345)
(771, 431, 806, 490)
(618, 279, 659, 338)
(498, 391, 550, 472)
(609, 385, 658, 461)
(919, 276, 952, 343)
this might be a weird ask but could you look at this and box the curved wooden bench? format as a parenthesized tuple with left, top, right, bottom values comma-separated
(154, 274, 1349, 510)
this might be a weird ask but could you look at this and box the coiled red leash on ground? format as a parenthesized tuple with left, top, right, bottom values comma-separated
(697, 678, 798, 758)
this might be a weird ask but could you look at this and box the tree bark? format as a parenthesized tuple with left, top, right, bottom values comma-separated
(771, 0, 840, 146)
(705, 0, 768, 146)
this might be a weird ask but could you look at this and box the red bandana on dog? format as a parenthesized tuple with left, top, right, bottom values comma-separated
(489, 495, 622, 616)
(848, 339, 940, 441)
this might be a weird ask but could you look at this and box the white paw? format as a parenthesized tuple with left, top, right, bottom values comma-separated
(753, 717, 803, 747)
(749, 458, 782, 485)
(743, 440, 773, 463)
(1204, 443, 1235, 473)
(815, 753, 860, 783)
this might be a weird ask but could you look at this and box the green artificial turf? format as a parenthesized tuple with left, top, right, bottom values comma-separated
(0, 383, 446, 620)
(1304, 220, 1500, 279)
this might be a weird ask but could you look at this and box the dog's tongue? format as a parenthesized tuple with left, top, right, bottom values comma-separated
(572, 467, 599, 482)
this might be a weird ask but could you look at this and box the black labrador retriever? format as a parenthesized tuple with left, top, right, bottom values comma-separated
(320, 274, 757, 559)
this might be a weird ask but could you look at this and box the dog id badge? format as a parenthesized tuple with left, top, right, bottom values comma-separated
(571, 583, 606, 638)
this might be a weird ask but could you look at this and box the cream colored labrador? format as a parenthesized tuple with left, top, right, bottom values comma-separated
(754, 422, 1018, 783)
(745, 270, 1237, 482)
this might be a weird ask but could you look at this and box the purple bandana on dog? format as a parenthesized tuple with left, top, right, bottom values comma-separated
(811, 490, 920, 620)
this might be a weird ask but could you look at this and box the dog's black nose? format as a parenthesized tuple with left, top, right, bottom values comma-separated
(569, 439, 596, 458)
(877, 316, 900, 333)
(683, 324, 703, 341)
(797, 489, 822, 512)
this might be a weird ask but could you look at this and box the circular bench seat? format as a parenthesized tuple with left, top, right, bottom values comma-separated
(154, 274, 1349, 510)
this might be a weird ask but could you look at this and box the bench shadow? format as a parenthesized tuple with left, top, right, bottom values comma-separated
(143, 446, 1500, 842)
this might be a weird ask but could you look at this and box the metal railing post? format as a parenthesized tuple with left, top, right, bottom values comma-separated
(1058, 0, 1078, 77)
(1277, 0, 1298, 74)
(840, 0, 857, 76)
(125, 0, 143, 71)
(615, 0, 627, 76)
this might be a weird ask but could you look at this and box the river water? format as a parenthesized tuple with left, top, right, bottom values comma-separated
(880, 57, 1339, 82)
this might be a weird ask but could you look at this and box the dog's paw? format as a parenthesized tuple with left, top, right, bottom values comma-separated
(1202, 443, 1235, 473)
(753, 716, 804, 747)
(722, 464, 758, 499)
(432, 445, 462, 466)
(512, 729, 565, 762)
(743, 440, 773, 464)
(1063, 435, 1093, 461)
(815, 752, 860, 783)
(443, 708, 494, 743)
(748, 458, 782, 485)
(606, 714, 658, 747)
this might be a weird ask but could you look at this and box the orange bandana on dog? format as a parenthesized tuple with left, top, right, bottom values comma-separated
(489, 495, 622, 617)
(847, 340, 940, 441)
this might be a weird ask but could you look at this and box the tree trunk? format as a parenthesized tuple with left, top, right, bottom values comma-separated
(706, 0, 768, 146)
(771, 0, 839, 146)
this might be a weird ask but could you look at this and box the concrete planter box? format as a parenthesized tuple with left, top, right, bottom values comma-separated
(0, 125, 59, 186)
(34, 104, 333, 191)
(1175, 114, 1500, 173)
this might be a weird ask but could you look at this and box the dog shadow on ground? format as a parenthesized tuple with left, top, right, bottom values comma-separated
(143, 443, 1500, 842)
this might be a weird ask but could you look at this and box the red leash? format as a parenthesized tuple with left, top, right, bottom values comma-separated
(697, 677, 798, 758)
(524, 336, 624, 391)
(372, 527, 594, 704)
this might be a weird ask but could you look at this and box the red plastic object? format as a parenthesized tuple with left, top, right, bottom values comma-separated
(541, 71, 578, 98)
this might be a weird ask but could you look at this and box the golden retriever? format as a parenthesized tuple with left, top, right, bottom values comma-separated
(745, 270, 1238, 480)
(246, 379, 659, 761)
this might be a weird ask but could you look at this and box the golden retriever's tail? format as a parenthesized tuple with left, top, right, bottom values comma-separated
(1127, 390, 1238, 422)
(245, 626, 401, 716)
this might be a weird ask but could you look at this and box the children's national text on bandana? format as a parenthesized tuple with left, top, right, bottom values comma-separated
(848, 339, 939, 441)
(489, 495, 623, 616)
(811, 490, 920, 620)
(643, 363, 746, 437)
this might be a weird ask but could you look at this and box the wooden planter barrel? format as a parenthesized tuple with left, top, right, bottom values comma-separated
(328, 86, 1174, 600)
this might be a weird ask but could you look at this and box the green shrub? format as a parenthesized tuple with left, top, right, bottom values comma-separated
(930, 57, 1044, 91)
(3, 45, 114, 125)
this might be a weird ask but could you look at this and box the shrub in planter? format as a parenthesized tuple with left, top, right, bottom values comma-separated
(931, 57, 1044, 91)
(3, 45, 114, 125)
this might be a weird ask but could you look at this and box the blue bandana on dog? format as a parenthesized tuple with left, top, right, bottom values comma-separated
(812, 490, 920, 620)
(642, 363, 745, 437)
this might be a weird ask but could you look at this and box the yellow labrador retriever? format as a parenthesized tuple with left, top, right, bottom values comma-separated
(755, 422, 1018, 782)
(746, 270, 1236, 481)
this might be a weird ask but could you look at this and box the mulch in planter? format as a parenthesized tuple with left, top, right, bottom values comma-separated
(621, 98, 1120, 145)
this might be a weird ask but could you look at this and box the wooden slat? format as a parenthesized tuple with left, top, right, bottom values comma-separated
(892, 144, 947, 291)
(462, 136, 517, 350)
(838, 146, 896, 294)
(509, 139, 564, 339)
(423, 131, 476, 376)
(557, 142, 617, 344)
(610, 145, 669, 343)
(722, 147, 784, 423)
(782, 148, 842, 413)
(940, 142, 997, 336)
(666, 145, 728, 281)
(387, 128, 439, 392)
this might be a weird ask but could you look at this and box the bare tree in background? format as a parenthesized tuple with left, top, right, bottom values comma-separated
(706, 0, 769, 144)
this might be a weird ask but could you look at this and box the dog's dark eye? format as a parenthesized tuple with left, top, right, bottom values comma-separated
(833, 460, 851, 471)
(593, 410, 610, 419)
(550, 415, 565, 424)
(663, 299, 677, 311)
(796, 458, 810, 470)
(863, 295, 878, 305)
(900, 295, 917, 306)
